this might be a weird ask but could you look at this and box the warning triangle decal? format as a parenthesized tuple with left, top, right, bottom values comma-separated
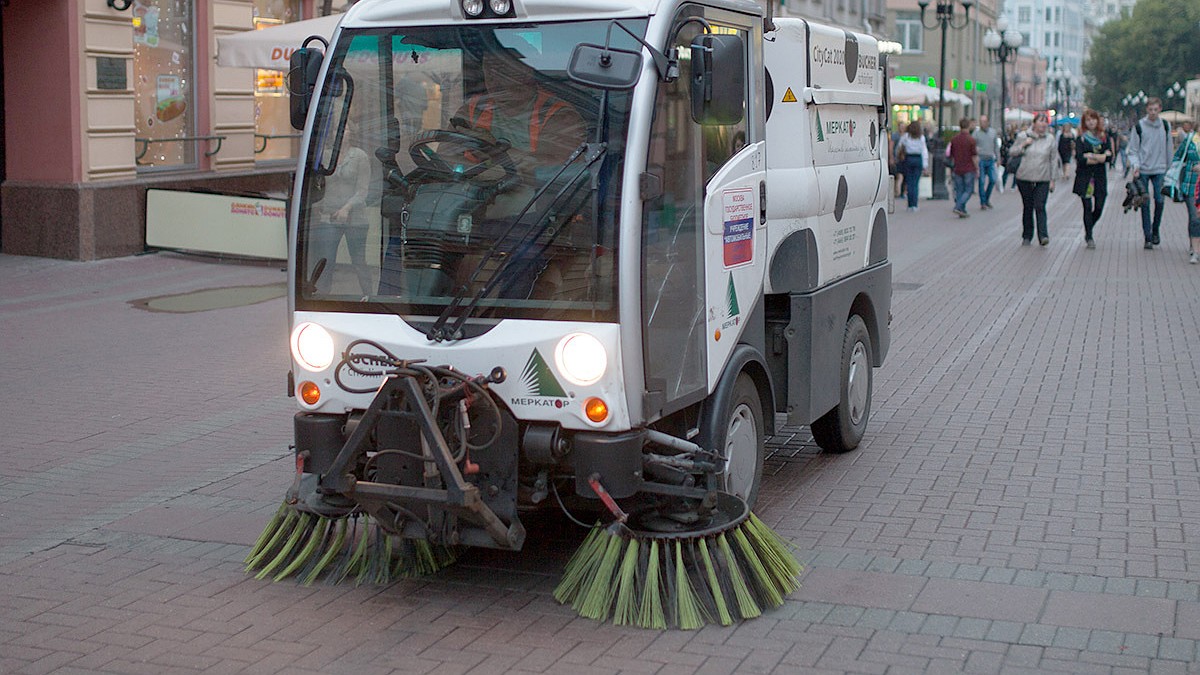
(782, 87, 798, 103)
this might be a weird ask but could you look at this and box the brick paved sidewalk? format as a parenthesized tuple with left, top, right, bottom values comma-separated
(1, 169, 1199, 674)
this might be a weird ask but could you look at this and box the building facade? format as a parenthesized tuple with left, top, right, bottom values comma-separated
(1001, 0, 1088, 113)
(1, 0, 323, 260)
(884, 0, 1002, 131)
(760, 0, 887, 34)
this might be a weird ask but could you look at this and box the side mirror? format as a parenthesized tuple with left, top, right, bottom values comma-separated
(288, 47, 324, 130)
(568, 43, 643, 90)
(689, 33, 745, 125)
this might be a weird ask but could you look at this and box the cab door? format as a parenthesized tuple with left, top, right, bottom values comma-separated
(640, 4, 764, 419)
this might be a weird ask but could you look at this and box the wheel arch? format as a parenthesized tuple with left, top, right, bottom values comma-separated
(849, 291, 883, 367)
(702, 343, 777, 445)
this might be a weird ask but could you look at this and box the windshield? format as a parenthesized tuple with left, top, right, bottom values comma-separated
(294, 20, 646, 327)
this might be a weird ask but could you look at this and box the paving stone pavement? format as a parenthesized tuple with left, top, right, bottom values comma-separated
(2, 171, 1200, 674)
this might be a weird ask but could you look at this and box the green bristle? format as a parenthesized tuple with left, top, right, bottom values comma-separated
(374, 530, 394, 585)
(294, 517, 336, 582)
(554, 527, 605, 604)
(354, 518, 377, 586)
(732, 525, 784, 607)
(576, 533, 624, 621)
(744, 514, 802, 593)
(245, 507, 298, 571)
(245, 503, 287, 564)
(698, 538, 733, 626)
(274, 516, 329, 581)
(335, 517, 370, 585)
(325, 519, 361, 585)
(302, 517, 347, 585)
(255, 512, 312, 580)
(717, 532, 761, 619)
(638, 540, 666, 629)
(612, 538, 641, 626)
(674, 540, 704, 630)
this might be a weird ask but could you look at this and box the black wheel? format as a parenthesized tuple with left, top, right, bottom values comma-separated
(711, 373, 765, 508)
(811, 315, 873, 453)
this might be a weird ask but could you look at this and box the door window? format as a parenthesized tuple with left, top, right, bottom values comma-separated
(642, 9, 749, 416)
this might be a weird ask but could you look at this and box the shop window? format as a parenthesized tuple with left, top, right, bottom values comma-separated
(254, 0, 302, 162)
(134, 0, 196, 169)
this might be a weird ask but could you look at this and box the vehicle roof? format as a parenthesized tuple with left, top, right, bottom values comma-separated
(343, 0, 762, 26)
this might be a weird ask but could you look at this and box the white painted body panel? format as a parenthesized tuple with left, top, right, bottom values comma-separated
(292, 311, 631, 431)
(762, 18, 888, 291)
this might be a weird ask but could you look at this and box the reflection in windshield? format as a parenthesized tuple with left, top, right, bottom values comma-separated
(295, 21, 646, 326)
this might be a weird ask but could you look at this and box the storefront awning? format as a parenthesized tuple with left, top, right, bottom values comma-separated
(216, 14, 341, 70)
(889, 78, 972, 107)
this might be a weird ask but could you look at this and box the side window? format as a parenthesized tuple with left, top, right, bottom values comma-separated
(698, 26, 750, 184)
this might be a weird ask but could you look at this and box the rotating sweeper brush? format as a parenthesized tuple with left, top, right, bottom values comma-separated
(246, 343, 801, 628)
(553, 482, 800, 629)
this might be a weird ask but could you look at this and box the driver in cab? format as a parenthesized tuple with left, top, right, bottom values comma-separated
(454, 51, 586, 185)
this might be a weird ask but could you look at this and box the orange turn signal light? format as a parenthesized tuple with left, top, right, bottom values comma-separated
(584, 397, 609, 423)
(299, 381, 321, 405)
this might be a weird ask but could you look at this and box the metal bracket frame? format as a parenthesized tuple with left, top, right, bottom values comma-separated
(135, 135, 226, 163)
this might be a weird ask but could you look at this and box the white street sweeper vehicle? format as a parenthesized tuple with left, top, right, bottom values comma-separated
(248, 0, 891, 628)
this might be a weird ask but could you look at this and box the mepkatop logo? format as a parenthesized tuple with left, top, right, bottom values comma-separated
(511, 349, 571, 408)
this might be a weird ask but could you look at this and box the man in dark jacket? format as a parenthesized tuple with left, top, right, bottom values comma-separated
(948, 118, 978, 218)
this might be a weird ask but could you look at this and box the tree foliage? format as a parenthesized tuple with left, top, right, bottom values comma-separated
(1084, 0, 1200, 114)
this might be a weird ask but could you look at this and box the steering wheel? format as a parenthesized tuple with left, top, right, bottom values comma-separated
(408, 129, 518, 185)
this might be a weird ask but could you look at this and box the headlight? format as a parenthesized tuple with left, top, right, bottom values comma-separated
(461, 0, 484, 16)
(554, 333, 606, 386)
(489, 0, 511, 14)
(291, 322, 335, 372)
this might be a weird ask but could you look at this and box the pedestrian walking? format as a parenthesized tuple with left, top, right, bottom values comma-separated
(972, 114, 999, 209)
(1001, 122, 1025, 190)
(1175, 119, 1200, 262)
(1073, 109, 1112, 249)
(891, 122, 906, 198)
(896, 120, 930, 211)
(1127, 97, 1174, 249)
(1010, 113, 1061, 246)
(949, 117, 978, 218)
(1115, 129, 1129, 176)
(1057, 123, 1076, 179)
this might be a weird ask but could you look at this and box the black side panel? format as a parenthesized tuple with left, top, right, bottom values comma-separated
(769, 229, 819, 293)
(782, 261, 891, 425)
(869, 209, 888, 265)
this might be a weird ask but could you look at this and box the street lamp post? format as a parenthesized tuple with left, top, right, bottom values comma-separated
(1166, 81, 1183, 109)
(917, 0, 974, 200)
(983, 17, 1023, 143)
(1048, 61, 1065, 118)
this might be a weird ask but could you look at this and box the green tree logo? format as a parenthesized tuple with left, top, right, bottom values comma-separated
(521, 349, 567, 397)
(816, 108, 825, 142)
(727, 276, 740, 318)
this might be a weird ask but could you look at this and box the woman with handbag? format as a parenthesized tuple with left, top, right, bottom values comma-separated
(896, 120, 930, 212)
(1073, 109, 1112, 249)
(1009, 113, 1062, 246)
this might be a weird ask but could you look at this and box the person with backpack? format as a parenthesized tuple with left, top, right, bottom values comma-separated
(1127, 97, 1174, 249)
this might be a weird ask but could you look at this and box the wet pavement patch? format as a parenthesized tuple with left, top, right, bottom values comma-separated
(130, 283, 286, 313)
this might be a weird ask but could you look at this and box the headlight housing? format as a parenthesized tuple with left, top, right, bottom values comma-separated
(291, 322, 335, 372)
(461, 0, 484, 16)
(488, 0, 511, 14)
(554, 333, 607, 386)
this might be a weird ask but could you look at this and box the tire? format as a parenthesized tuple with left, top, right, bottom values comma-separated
(811, 315, 873, 454)
(713, 373, 765, 508)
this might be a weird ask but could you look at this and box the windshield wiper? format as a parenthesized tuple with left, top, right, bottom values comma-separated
(425, 142, 607, 342)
